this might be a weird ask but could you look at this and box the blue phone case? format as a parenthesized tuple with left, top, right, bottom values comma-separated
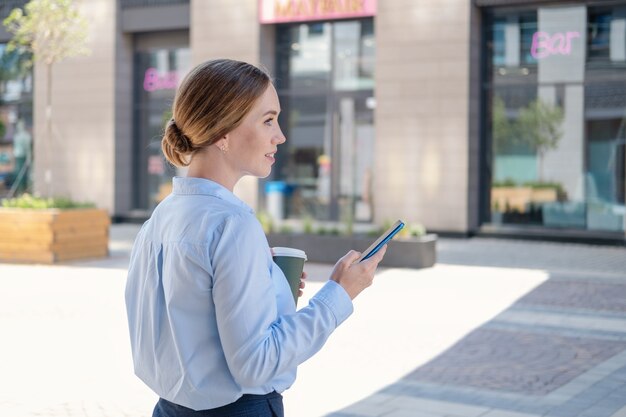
(360, 221, 405, 262)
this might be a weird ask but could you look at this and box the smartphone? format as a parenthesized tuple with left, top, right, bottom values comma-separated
(356, 220, 405, 263)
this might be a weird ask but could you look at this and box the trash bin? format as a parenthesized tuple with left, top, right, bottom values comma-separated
(265, 181, 291, 221)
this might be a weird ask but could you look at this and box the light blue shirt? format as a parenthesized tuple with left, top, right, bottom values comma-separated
(125, 177, 353, 411)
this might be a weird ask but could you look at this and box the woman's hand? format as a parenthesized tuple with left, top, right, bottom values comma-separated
(330, 246, 387, 300)
(298, 271, 307, 298)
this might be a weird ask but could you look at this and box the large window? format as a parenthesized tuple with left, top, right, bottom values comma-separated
(0, 45, 32, 196)
(133, 46, 190, 211)
(274, 19, 375, 223)
(485, 5, 626, 233)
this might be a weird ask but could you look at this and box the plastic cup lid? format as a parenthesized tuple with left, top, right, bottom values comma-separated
(272, 247, 307, 260)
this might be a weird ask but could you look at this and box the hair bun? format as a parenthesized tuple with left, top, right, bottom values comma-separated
(168, 118, 194, 153)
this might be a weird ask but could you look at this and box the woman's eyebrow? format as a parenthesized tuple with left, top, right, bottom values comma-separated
(262, 110, 279, 116)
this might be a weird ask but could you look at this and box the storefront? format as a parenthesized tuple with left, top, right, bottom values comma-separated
(132, 32, 190, 211)
(483, 2, 626, 235)
(0, 44, 32, 196)
(3, 0, 622, 243)
(260, 0, 377, 223)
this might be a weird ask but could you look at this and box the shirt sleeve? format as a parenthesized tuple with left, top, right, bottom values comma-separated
(211, 213, 353, 389)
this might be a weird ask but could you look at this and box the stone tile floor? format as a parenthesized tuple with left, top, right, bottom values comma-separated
(0, 224, 625, 417)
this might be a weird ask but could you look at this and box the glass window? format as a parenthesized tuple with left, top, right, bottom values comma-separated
(588, 10, 612, 61)
(485, 5, 626, 233)
(276, 22, 332, 91)
(133, 47, 190, 210)
(333, 19, 374, 91)
(274, 19, 375, 223)
(0, 45, 33, 195)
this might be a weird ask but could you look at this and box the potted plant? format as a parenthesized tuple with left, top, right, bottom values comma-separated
(0, 194, 109, 263)
(264, 216, 436, 269)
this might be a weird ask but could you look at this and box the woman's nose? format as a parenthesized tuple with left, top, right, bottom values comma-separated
(276, 127, 286, 144)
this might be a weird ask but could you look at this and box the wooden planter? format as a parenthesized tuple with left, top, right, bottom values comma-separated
(267, 233, 437, 269)
(0, 208, 110, 264)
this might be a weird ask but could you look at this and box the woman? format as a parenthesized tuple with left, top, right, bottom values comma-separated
(125, 59, 387, 417)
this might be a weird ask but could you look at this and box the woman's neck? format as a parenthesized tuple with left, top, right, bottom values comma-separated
(186, 148, 239, 192)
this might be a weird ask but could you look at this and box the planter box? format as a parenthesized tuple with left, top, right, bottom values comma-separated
(492, 187, 558, 212)
(0, 208, 110, 263)
(266, 233, 436, 269)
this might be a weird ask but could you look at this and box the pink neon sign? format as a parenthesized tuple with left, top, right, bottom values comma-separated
(259, 0, 376, 24)
(143, 67, 179, 92)
(531, 31, 581, 60)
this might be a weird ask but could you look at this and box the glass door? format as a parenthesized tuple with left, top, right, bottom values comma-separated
(274, 18, 375, 222)
(133, 47, 190, 211)
(332, 93, 375, 223)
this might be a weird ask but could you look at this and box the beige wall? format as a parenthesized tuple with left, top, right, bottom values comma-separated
(374, 0, 472, 232)
(191, 0, 262, 210)
(33, 0, 117, 213)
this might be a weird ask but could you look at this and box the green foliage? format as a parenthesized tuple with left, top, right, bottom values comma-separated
(256, 211, 274, 234)
(278, 224, 293, 234)
(381, 219, 393, 233)
(302, 214, 313, 234)
(4, 0, 92, 198)
(342, 215, 354, 236)
(492, 96, 513, 154)
(407, 223, 426, 238)
(492, 179, 564, 194)
(329, 227, 341, 236)
(3, 0, 90, 68)
(1, 193, 95, 209)
(492, 97, 564, 156)
(315, 226, 328, 235)
(517, 100, 564, 155)
(492, 178, 517, 187)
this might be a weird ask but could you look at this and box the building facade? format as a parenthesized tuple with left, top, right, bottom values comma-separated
(0, 0, 623, 243)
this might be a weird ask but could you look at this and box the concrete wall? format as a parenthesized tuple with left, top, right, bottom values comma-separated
(113, 23, 134, 215)
(33, 0, 117, 213)
(191, 0, 262, 210)
(374, 0, 472, 233)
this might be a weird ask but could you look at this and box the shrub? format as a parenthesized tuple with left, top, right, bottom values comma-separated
(1, 193, 95, 209)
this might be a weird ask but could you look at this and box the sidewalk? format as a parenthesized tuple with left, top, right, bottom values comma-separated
(0, 224, 624, 417)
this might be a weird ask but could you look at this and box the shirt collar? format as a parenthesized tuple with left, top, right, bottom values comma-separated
(171, 176, 254, 214)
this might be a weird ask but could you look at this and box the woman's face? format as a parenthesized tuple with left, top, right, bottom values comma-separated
(224, 83, 286, 179)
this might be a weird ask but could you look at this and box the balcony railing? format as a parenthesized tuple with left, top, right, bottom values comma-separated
(0, 0, 28, 21)
(121, 0, 189, 8)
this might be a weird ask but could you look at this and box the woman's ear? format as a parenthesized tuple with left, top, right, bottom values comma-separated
(215, 137, 229, 154)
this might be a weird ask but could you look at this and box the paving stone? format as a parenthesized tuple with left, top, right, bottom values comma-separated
(338, 402, 397, 417)
(480, 410, 541, 417)
(405, 328, 626, 395)
(384, 397, 489, 417)
(516, 280, 626, 312)
(3, 226, 626, 417)
(384, 409, 445, 417)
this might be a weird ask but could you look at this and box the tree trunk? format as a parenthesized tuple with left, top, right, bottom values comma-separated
(44, 62, 53, 197)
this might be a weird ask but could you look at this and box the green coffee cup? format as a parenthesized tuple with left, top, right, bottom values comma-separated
(272, 247, 307, 306)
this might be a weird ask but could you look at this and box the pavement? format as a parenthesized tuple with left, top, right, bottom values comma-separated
(0, 224, 625, 417)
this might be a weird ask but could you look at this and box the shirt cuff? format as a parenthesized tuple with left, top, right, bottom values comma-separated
(314, 280, 354, 326)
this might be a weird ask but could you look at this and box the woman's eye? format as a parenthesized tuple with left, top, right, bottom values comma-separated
(264, 118, 274, 126)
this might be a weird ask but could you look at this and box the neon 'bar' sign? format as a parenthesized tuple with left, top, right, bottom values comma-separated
(143, 67, 179, 92)
(531, 31, 581, 59)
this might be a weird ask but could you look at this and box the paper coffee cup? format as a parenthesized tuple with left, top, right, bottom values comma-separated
(272, 247, 307, 306)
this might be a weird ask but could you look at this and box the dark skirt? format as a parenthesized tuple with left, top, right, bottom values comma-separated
(152, 391, 284, 417)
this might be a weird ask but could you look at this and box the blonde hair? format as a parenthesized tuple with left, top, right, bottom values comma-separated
(162, 59, 271, 167)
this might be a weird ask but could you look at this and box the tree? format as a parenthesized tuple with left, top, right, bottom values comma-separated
(492, 95, 515, 155)
(517, 99, 564, 181)
(3, 0, 90, 196)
